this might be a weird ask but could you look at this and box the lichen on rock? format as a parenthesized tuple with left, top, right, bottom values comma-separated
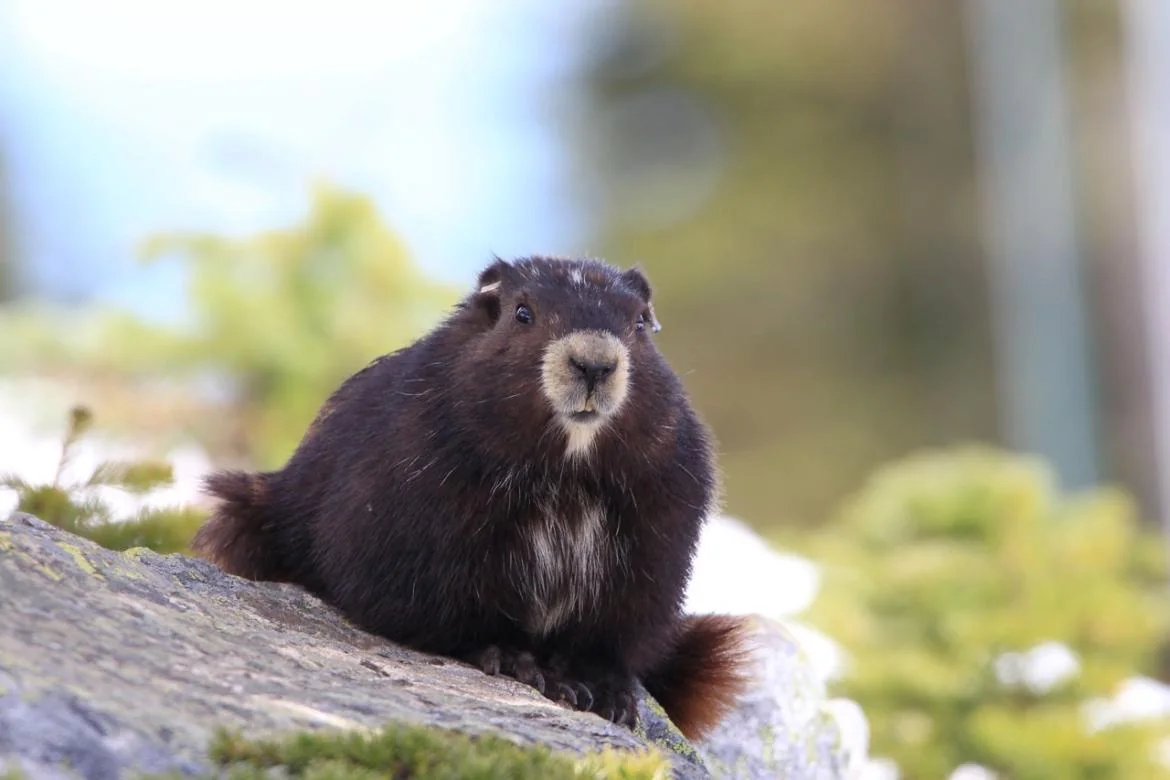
(0, 512, 861, 779)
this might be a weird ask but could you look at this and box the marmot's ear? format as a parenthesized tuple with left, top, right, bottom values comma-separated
(471, 256, 512, 324)
(622, 267, 662, 333)
(476, 256, 511, 294)
(621, 266, 653, 303)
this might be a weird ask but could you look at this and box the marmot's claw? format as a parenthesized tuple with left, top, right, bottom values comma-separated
(471, 645, 502, 676)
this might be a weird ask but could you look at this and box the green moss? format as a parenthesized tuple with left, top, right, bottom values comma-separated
(2, 541, 63, 582)
(108, 564, 146, 581)
(57, 542, 102, 578)
(155, 723, 670, 780)
(658, 728, 700, 764)
(633, 697, 668, 741)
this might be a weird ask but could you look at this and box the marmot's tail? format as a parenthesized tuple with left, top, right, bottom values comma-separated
(643, 614, 754, 741)
(191, 470, 290, 582)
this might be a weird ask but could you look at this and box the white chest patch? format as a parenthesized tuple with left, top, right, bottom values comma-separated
(522, 503, 612, 636)
(562, 420, 603, 460)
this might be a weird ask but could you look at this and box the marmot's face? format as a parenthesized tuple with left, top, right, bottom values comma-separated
(540, 329, 631, 454)
(465, 257, 663, 459)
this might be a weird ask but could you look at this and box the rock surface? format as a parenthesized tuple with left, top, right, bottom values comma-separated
(0, 512, 861, 779)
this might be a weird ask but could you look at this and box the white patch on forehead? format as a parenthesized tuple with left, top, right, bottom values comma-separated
(479, 280, 501, 294)
(521, 502, 611, 637)
(570, 268, 584, 286)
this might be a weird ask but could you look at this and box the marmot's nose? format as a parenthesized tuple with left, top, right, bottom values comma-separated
(570, 357, 616, 392)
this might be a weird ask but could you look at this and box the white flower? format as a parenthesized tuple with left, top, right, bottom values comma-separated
(994, 641, 1080, 694)
(949, 763, 998, 780)
(1083, 676, 1170, 732)
(858, 757, 900, 780)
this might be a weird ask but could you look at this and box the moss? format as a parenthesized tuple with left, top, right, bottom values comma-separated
(632, 697, 668, 741)
(632, 695, 700, 768)
(57, 542, 103, 578)
(157, 722, 670, 780)
(0, 536, 63, 582)
(108, 563, 146, 581)
(671, 743, 701, 766)
(115, 549, 156, 579)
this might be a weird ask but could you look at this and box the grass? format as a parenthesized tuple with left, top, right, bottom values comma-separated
(145, 722, 671, 780)
(1, 405, 206, 554)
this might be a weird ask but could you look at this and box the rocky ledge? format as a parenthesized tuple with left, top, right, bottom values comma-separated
(0, 512, 863, 779)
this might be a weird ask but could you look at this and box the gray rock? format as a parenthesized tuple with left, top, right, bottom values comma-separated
(696, 618, 858, 779)
(0, 512, 859, 778)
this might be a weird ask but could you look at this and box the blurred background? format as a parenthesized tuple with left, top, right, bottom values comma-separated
(4, 0, 1170, 777)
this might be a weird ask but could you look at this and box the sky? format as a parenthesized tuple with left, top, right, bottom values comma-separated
(0, 0, 609, 322)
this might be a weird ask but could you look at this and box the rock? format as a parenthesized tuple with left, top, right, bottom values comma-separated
(0, 512, 861, 778)
(696, 618, 861, 779)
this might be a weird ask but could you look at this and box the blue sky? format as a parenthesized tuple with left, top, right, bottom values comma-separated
(0, 0, 610, 322)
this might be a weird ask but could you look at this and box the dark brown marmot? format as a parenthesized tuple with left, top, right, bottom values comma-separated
(192, 255, 751, 739)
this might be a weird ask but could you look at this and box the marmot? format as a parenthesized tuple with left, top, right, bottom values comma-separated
(192, 255, 751, 739)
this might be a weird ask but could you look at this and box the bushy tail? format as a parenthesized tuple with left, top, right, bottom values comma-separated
(643, 614, 755, 741)
(191, 470, 290, 582)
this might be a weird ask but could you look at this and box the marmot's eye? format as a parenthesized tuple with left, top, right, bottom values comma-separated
(515, 304, 534, 325)
(635, 313, 647, 332)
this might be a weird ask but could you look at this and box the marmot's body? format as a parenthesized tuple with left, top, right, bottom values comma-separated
(193, 256, 749, 738)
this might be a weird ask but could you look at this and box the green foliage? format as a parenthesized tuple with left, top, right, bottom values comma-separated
(158, 723, 670, 780)
(0, 184, 460, 469)
(795, 447, 1170, 779)
(133, 183, 460, 466)
(1, 405, 204, 554)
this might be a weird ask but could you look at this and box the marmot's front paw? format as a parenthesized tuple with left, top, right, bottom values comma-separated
(546, 656, 638, 727)
(581, 672, 638, 728)
(471, 647, 631, 723)
(471, 645, 544, 691)
(536, 658, 596, 711)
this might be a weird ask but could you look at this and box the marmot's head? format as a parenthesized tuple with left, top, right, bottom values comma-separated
(453, 256, 669, 459)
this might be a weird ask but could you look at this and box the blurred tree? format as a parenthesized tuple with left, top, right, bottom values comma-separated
(1064, 1, 1166, 528)
(569, 0, 998, 529)
(569, 0, 1125, 529)
(132, 183, 461, 466)
(0, 184, 460, 468)
(794, 448, 1170, 779)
